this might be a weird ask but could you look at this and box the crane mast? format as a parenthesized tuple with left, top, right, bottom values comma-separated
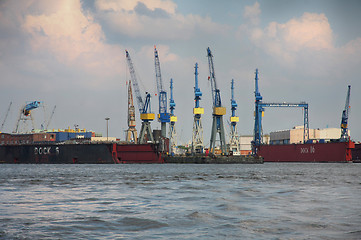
(207, 47, 227, 155)
(126, 80, 138, 143)
(340, 85, 351, 141)
(229, 79, 240, 155)
(125, 50, 155, 144)
(169, 78, 177, 155)
(154, 46, 170, 138)
(252, 69, 264, 155)
(192, 63, 204, 154)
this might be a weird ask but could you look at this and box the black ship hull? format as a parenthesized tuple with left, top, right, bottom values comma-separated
(0, 143, 115, 164)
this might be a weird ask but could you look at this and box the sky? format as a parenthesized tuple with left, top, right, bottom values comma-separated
(1, 0, 360, 145)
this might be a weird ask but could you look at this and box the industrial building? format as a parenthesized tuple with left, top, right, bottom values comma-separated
(269, 126, 350, 144)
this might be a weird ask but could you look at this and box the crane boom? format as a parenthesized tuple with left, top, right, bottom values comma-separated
(45, 105, 56, 130)
(207, 47, 221, 107)
(206, 47, 227, 155)
(154, 46, 170, 137)
(154, 46, 164, 94)
(1, 101, 12, 132)
(125, 50, 145, 113)
(340, 85, 351, 141)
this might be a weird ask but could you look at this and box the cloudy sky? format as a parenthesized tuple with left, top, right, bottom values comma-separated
(1, 0, 360, 144)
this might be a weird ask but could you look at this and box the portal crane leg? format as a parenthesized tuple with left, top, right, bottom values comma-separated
(192, 115, 203, 154)
(138, 121, 154, 144)
(209, 115, 227, 155)
(229, 123, 240, 154)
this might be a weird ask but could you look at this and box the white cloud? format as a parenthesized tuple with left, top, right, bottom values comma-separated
(95, 0, 228, 40)
(21, 0, 123, 88)
(243, 1, 261, 25)
(245, 12, 334, 61)
(95, 0, 177, 14)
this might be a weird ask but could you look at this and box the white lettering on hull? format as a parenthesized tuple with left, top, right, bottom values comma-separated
(34, 147, 52, 155)
(300, 146, 316, 154)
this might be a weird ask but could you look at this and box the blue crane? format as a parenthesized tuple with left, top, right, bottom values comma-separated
(192, 63, 204, 154)
(23, 101, 41, 116)
(340, 85, 351, 141)
(169, 78, 177, 155)
(230, 79, 238, 121)
(169, 79, 176, 117)
(229, 79, 240, 155)
(125, 50, 155, 144)
(154, 46, 170, 138)
(252, 69, 309, 155)
(207, 47, 227, 155)
(14, 101, 43, 133)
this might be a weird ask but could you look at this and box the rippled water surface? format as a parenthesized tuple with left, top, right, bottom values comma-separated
(1, 163, 360, 239)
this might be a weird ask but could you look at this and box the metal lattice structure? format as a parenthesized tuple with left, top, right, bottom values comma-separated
(125, 80, 138, 143)
(169, 78, 177, 155)
(229, 79, 240, 155)
(207, 47, 227, 155)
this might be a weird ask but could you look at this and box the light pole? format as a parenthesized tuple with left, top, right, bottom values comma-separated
(105, 117, 110, 141)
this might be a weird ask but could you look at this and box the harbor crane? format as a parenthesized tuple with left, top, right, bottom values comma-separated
(125, 50, 155, 144)
(229, 79, 240, 155)
(14, 101, 42, 133)
(169, 78, 177, 154)
(252, 69, 309, 155)
(154, 46, 170, 138)
(125, 79, 138, 143)
(207, 47, 227, 155)
(191, 63, 204, 154)
(340, 85, 351, 141)
(1, 101, 12, 132)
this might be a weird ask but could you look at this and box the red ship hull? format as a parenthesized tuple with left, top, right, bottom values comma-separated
(113, 143, 163, 164)
(258, 141, 355, 162)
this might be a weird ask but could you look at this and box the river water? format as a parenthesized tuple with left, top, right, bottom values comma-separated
(0, 163, 360, 239)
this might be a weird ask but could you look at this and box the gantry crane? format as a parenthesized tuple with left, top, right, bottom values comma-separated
(192, 63, 204, 154)
(229, 79, 240, 155)
(154, 46, 170, 138)
(125, 50, 155, 144)
(14, 101, 42, 133)
(252, 69, 309, 155)
(125, 79, 138, 143)
(207, 47, 227, 155)
(169, 78, 177, 154)
(340, 85, 351, 142)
